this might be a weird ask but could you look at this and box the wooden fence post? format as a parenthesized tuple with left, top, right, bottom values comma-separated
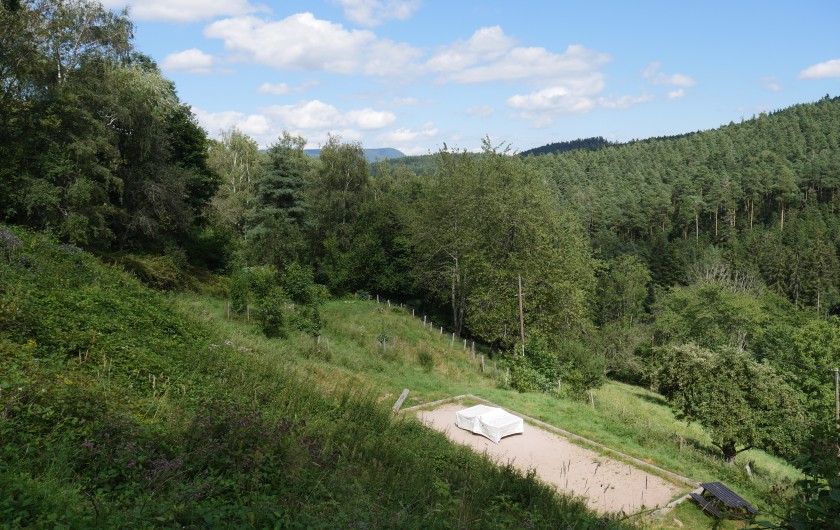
(392, 388, 410, 412)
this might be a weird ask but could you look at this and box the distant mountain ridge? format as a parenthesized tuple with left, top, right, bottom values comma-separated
(304, 147, 405, 162)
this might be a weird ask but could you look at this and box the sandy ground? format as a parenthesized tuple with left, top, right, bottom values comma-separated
(416, 403, 684, 515)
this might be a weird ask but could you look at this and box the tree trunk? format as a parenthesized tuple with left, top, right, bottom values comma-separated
(719, 441, 751, 463)
(750, 199, 754, 230)
(714, 205, 718, 238)
(695, 212, 699, 241)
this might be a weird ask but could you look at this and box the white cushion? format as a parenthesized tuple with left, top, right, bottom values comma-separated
(455, 405, 524, 443)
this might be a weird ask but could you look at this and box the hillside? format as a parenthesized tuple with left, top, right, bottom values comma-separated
(0, 226, 625, 528)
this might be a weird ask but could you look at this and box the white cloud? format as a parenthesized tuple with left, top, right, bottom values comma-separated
(758, 76, 781, 92)
(264, 99, 396, 131)
(161, 48, 215, 74)
(442, 44, 611, 85)
(399, 146, 434, 156)
(257, 81, 319, 95)
(335, 0, 421, 27)
(204, 13, 421, 76)
(194, 100, 395, 149)
(100, 0, 264, 22)
(507, 86, 598, 114)
(257, 83, 291, 95)
(427, 27, 610, 86)
(643, 62, 697, 87)
(507, 84, 651, 126)
(392, 96, 420, 106)
(345, 108, 398, 129)
(799, 58, 840, 79)
(377, 123, 438, 143)
(666, 89, 686, 100)
(601, 94, 654, 108)
(426, 26, 515, 73)
(193, 108, 271, 138)
(467, 105, 494, 117)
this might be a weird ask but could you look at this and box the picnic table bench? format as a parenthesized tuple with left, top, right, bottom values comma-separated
(690, 482, 759, 519)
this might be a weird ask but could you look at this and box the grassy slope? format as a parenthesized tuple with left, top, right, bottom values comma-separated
(0, 227, 621, 529)
(180, 296, 802, 528)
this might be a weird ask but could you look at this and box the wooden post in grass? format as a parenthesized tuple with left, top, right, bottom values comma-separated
(246, 304, 250, 321)
(392, 388, 410, 412)
(471, 341, 475, 359)
(463, 338, 467, 349)
(377, 294, 380, 303)
(450, 333, 454, 348)
(480, 354, 485, 373)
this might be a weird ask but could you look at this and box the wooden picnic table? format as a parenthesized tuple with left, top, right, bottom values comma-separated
(690, 481, 759, 519)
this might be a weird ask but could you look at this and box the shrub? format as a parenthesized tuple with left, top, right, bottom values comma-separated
(228, 266, 250, 314)
(118, 254, 185, 291)
(256, 286, 288, 338)
(557, 339, 605, 398)
(417, 350, 434, 372)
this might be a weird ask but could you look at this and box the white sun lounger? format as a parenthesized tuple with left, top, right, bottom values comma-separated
(455, 404, 524, 443)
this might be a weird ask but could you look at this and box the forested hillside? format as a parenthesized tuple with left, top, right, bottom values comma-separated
(530, 96, 840, 312)
(520, 136, 616, 157)
(2, 0, 839, 527)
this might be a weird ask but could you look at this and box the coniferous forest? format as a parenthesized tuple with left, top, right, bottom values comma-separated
(2, 1, 839, 528)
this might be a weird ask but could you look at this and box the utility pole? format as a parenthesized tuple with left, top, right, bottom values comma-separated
(518, 275, 525, 356)
(834, 367, 839, 423)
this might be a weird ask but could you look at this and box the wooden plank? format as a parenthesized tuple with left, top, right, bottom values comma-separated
(690, 493, 724, 519)
(392, 388, 410, 412)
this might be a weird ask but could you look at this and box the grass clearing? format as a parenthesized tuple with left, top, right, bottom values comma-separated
(178, 293, 802, 523)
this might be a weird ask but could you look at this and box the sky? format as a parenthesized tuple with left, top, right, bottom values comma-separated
(100, 0, 840, 155)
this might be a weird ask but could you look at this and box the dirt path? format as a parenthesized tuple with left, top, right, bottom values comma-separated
(416, 403, 685, 514)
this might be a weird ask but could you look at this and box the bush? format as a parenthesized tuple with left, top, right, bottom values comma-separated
(505, 335, 556, 393)
(117, 254, 185, 291)
(228, 266, 250, 314)
(557, 339, 605, 398)
(508, 354, 549, 393)
(417, 350, 434, 372)
(256, 286, 288, 338)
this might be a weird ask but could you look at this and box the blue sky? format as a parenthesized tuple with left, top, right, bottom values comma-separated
(102, 0, 840, 155)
